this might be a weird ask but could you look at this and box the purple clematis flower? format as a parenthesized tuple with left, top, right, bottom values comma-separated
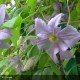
(0, 29, 11, 48)
(9, 55, 24, 74)
(35, 13, 80, 63)
(0, 4, 11, 48)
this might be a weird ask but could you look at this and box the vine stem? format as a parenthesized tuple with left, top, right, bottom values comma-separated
(67, 0, 70, 25)
(56, 53, 67, 80)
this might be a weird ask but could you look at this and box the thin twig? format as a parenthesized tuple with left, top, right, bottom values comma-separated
(67, 0, 70, 24)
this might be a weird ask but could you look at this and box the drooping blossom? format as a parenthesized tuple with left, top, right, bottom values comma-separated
(9, 55, 24, 74)
(35, 13, 80, 63)
(0, 29, 11, 48)
(0, 4, 11, 48)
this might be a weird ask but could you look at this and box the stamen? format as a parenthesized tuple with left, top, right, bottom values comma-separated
(48, 33, 59, 43)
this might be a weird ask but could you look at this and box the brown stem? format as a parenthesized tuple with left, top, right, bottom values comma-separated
(56, 53, 67, 80)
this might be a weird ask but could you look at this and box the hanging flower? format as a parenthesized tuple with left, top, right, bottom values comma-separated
(0, 4, 11, 48)
(0, 29, 11, 48)
(9, 55, 24, 74)
(35, 13, 80, 63)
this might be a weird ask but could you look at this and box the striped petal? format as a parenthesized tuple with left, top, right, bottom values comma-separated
(46, 44, 59, 63)
(0, 40, 10, 48)
(48, 13, 64, 32)
(58, 25, 80, 48)
(35, 18, 48, 35)
(0, 29, 11, 40)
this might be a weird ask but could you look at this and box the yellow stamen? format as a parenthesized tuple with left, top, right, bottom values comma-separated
(48, 33, 59, 43)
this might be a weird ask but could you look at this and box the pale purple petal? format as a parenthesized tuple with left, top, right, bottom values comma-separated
(0, 29, 11, 40)
(0, 40, 10, 48)
(37, 33, 48, 39)
(46, 44, 59, 63)
(0, 4, 5, 26)
(58, 40, 68, 51)
(59, 50, 73, 60)
(28, 25, 34, 32)
(58, 25, 80, 48)
(4, 13, 9, 21)
(37, 38, 50, 50)
(48, 13, 64, 32)
(36, 29, 50, 50)
(35, 18, 48, 34)
(29, 37, 36, 45)
(55, 27, 61, 33)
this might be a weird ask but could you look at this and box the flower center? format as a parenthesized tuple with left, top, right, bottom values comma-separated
(48, 33, 59, 43)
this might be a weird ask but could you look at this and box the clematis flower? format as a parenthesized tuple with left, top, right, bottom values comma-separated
(35, 13, 80, 63)
(0, 29, 11, 48)
(0, 4, 11, 48)
(9, 55, 24, 74)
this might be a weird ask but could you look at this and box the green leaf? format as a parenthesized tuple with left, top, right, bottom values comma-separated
(33, 67, 53, 75)
(26, 0, 37, 6)
(59, 0, 66, 2)
(11, 26, 20, 46)
(32, 67, 56, 80)
(14, 0, 20, 8)
(11, 8, 23, 18)
(3, 16, 22, 28)
(63, 58, 78, 80)
(70, 48, 77, 55)
(38, 53, 50, 67)
(1, 63, 13, 75)
(21, 6, 29, 18)
(76, 1, 80, 15)
(70, 8, 80, 28)
(29, 46, 40, 57)
(0, 0, 3, 4)
(0, 59, 8, 68)
(48, 61, 61, 75)
(63, 58, 78, 75)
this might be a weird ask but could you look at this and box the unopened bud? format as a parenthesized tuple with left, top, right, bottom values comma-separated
(17, 36, 23, 46)
(22, 57, 34, 71)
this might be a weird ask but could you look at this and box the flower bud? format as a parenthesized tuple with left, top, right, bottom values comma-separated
(22, 57, 34, 71)
(17, 36, 23, 46)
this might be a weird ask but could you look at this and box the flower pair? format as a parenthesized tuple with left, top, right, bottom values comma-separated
(0, 4, 11, 48)
(35, 13, 80, 63)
